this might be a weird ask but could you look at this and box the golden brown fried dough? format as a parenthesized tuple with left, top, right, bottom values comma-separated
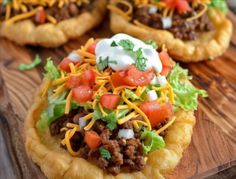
(25, 79, 196, 179)
(110, 9, 232, 62)
(0, 0, 106, 47)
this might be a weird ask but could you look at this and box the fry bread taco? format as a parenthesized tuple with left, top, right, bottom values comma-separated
(108, 0, 232, 62)
(25, 34, 207, 178)
(0, 0, 106, 47)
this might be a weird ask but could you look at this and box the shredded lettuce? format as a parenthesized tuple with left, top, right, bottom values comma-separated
(44, 58, 60, 80)
(36, 92, 78, 132)
(117, 109, 130, 119)
(167, 64, 207, 111)
(125, 89, 140, 101)
(92, 105, 103, 120)
(141, 129, 165, 153)
(209, 0, 228, 13)
(18, 54, 41, 71)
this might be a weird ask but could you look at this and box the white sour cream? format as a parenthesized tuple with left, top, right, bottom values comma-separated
(95, 33, 162, 73)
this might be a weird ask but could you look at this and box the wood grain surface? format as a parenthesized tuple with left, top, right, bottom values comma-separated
(0, 13, 236, 179)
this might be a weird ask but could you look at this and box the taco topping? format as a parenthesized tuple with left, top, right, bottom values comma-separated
(108, 0, 228, 41)
(37, 34, 207, 174)
(0, 0, 93, 25)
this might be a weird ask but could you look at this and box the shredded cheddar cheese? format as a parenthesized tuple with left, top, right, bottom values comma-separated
(156, 116, 176, 134)
(84, 118, 96, 130)
(122, 92, 151, 130)
(118, 111, 137, 124)
(64, 127, 80, 156)
(65, 90, 72, 114)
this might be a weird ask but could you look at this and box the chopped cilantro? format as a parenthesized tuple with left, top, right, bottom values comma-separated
(18, 54, 41, 71)
(110, 41, 118, 47)
(117, 39, 147, 71)
(135, 48, 147, 71)
(97, 56, 117, 71)
(118, 39, 135, 51)
(99, 147, 111, 160)
(103, 111, 117, 130)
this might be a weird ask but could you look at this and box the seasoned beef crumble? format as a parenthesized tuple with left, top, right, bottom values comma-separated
(49, 111, 151, 174)
(117, 1, 213, 41)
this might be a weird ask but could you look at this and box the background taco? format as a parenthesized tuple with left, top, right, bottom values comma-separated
(0, 0, 106, 47)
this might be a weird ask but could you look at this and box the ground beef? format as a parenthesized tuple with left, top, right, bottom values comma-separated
(120, 121, 133, 129)
(49, 109, 78, 135)
(50, 109, 147, 175)
(130, 3, 213, 41)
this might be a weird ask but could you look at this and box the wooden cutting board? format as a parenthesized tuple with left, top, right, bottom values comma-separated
(0, 12, 236, 179)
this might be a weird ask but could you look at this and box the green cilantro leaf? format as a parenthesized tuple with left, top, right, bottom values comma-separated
(97, 56, 117, 71)
(118, 39, 135, 51)
(99, 147, 111, 160)
(135, 48, 147, 71)
(18, 54, 41, 71)
(111, 41, 118, 47)
(118, 39, 147, 71)
(145, 40, 158, 49)
(103, 111, 117, 130)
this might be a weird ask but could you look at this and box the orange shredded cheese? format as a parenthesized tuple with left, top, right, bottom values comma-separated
(84, 118, 96, 131)
(122, 92, 151, 130)
(156, 116, 176, 134)
(65, 90, 72, 114)
(64, 127, 80, 156)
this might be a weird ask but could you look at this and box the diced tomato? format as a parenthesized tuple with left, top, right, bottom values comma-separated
(58, 58, 77, 72)
(164, 0, 176, 8)
(111, 71, 126, 87)
(87, 43, 97, 55)
(100, 94, 120, 109)
(35, 9, 46, 24)
(80, 69, 96, 87)
(159, 51, 171, 67)
(66, 76, 80, 89)
(161, 66, 172, 77)
(111, 66, 154, 87)
(72, 85, 93, 103)
(176, 0, 190, 13)
(124, 66, 154, 86)
(84, 131, 102, 149)
(140, 101, 173, 127)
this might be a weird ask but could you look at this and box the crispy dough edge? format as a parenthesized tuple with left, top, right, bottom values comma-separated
(24, 79, 196, 179)
(0, 0, 106, 47)
(110, 8, 232, 62)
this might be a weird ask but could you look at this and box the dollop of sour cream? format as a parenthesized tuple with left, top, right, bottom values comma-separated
(95, 33, 162, 73)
